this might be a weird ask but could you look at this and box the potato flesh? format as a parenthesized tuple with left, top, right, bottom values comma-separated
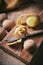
(26, 16, 39, 28)
(14, 26, 25, 37)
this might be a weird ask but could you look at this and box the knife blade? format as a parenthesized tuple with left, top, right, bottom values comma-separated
(5, 30, 43, 45)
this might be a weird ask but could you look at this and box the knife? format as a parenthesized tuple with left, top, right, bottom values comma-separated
(5, 30, 43, 45)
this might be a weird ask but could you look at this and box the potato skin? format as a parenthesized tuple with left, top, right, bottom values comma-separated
(23, 39, 37, 54)
(4, 0, 29, 10)
(2, 19, 15, 31)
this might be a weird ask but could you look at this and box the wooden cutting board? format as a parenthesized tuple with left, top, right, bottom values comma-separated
(0, 2, 43, 65)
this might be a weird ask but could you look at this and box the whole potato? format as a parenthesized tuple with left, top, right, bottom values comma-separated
(23, 39, 37, 54)
(2, 19, 15, 31)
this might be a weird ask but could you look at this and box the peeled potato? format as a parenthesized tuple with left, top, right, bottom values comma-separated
(17, 14, 28, 25)
(26, 15, 40, 28)
(17, 14, 40, 28)
(2, 19, 15, 31)
(13, 26, 26, 38)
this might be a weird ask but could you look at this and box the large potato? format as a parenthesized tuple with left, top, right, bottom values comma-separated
(26, 15, 40, 28)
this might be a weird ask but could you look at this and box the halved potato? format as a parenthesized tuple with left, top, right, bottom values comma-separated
(26, 15, 40, 28)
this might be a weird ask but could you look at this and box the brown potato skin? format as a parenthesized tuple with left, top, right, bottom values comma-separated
(4, 0, 29, 10)
(2, 19, 15, 31)
(23, 39, 37, 54)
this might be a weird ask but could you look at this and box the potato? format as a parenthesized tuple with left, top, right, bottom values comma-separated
(17, 14, 40, 28)
(26, 15, 40, 28)
(13, 26, 26, 38)
(6, 0, 19, 9)
(4, 0, 29, 10)
(2, 19, 15, 31)
(0, 13, 8, 22)
(17, 14, 27, 25)
(0, 27, 7, 41)
(23, 39, 37, 54)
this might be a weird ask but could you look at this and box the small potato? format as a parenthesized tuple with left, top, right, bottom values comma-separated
(23, 39, 37, 54)
(0, 27, 7, 41)
(2, 19, 15, 31)
(0, 13, 8, 22)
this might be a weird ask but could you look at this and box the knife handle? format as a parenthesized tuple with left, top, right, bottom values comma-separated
(23, 30, 43, 40)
